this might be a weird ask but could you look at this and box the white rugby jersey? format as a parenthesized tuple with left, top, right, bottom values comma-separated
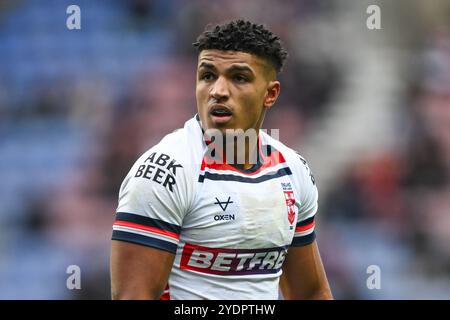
(112, 115, 318, 300)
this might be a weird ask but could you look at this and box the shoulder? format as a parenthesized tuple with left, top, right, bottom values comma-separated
(262, 133, 318, 214)
(262, 132, 316, 186)
(120, 116, 204, 202)
(149, 125, 196, 163)
(131, 116, 204, 181)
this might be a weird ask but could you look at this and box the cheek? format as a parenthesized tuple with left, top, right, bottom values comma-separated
(196, 85, 208, 105)
(235, 94, 265, 127)
(240, 89, 266, 113)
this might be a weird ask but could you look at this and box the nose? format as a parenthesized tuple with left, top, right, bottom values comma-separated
(210, 76, 229, 101)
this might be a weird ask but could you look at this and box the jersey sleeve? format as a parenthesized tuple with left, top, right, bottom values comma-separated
(112, 148, 192, 254)
(291, 154, 318, 247)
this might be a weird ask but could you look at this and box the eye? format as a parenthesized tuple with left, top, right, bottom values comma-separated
(200, 72, 215, 81)
(233, 74, 248, 83)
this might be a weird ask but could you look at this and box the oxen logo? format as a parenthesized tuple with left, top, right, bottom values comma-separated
(214, 196, 233, 211)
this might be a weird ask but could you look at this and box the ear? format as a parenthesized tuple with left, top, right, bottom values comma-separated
(264, 81, 281, 109)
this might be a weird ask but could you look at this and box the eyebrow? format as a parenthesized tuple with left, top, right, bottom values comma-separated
(227, 65, 254, 75)
(198, 62, 217, 72)
(198, 62, 255, 75)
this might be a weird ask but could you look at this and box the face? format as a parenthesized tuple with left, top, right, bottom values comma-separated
(196, 49, 280, 134)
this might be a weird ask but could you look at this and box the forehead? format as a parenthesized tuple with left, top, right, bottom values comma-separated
(197, 49, 267, 71)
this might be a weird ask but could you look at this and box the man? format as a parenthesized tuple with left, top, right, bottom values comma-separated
(110, 19, 333, 300)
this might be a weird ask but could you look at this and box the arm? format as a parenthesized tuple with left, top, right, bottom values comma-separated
(110, 147, 191, 300)
(111, 241, 175, 300)
(280, 240, 333, 300)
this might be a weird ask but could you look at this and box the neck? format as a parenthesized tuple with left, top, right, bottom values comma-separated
(222, 130, 260, 169)
(198, 116, 262, 169)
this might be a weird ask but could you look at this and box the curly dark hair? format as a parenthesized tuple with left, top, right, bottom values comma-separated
(193, 19, 288, 73)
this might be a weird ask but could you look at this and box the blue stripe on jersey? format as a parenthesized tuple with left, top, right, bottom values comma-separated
(291, 231, 316, 247)
(112, 230, 178, 254)
(296, 216, 315, 227)
(115, 212, 181, 235)
(198, 167, 292, 183)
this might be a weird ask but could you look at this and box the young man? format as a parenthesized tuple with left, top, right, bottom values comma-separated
(110, 19, 333, 300)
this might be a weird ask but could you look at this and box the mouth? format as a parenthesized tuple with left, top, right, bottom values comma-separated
(209, 104, 233, 124)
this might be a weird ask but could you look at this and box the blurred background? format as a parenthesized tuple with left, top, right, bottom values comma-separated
(0, 0, 449, 299)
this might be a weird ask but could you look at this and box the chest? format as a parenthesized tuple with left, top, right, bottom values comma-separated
(182, 175, 299, 249)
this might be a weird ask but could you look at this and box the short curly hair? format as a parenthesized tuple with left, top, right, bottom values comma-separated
(193, 19, 288, 73)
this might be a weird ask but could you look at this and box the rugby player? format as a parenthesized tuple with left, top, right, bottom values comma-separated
(111, 19, 333, 300)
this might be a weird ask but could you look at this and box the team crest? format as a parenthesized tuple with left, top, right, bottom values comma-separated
(281, 183, 296, 225)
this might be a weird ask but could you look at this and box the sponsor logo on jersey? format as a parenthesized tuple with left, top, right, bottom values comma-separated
(134, 152, 182, 192)
(213, 196, 235, 221)
(214, 214, 235, 221)
(180, 243, 287, 276)
(214, 196, 233, 211)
